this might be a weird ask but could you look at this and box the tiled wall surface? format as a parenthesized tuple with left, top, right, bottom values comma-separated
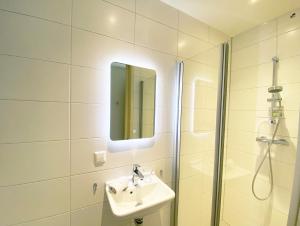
(0, 0, 227, 226)
(221, 8, 300, 226)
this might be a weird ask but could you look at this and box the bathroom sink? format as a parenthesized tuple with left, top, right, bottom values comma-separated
(105, 173, 175, 218)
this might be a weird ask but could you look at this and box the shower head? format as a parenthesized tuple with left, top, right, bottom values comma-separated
(268, 85, 283, 93)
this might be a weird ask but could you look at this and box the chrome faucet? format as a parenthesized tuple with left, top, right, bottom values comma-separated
(132, 164, 144, 185)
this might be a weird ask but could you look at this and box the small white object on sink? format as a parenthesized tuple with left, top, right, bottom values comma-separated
(105, 170, 175, 218)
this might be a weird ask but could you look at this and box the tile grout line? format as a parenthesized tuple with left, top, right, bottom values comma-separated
(1, 2, 299, 57)
(0, 3, 226, 59)
(0, 154, 174, 189)
(176, 10, 179, 57)
(0, 8, 70, 27)
(133, 0, 136, 45)
(233, 25, 300, 54)
(0, 131, 173, 145)
(0, 53, 70, 65)
(102, 0, 135, 13)
(0, 176, 70, 188)
(6, 211, 71, 226)
(232, 33, 277, 53)
(0, 99, 70, 103)
(226, 148, 297, 166)
(69, 0, 74, 223)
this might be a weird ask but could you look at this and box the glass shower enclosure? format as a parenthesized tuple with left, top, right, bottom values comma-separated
(174, 39, 300, 226)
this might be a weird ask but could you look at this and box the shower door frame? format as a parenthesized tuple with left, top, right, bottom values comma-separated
(173, 61, 184, 226)
(210, 43, 230, 226)
(287, 112, 300, 226)
(173, 43, 230, 226)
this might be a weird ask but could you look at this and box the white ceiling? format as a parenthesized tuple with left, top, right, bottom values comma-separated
(161, 0, 300, 36)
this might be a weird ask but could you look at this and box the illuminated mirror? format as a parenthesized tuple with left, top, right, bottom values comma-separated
(110, 62, 156, 141)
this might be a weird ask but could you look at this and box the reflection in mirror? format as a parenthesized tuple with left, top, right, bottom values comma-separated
(110, 62, 156, 141)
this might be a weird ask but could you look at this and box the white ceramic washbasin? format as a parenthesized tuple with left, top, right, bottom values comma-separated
(105, 173, 175, 218)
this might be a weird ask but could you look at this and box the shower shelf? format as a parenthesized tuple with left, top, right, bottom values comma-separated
(256, 136, 289, 145)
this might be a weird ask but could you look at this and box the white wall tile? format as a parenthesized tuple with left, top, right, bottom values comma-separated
(136, 0, 178, 28)
(0, 101, 69, 143)
(182, 60, 219, 87)
(155, 106, 173, 133)
(178, 12, 209, 41)
(178, 175, 212, 226)
(103, 0, 135, 11)
(268, 208, 288, 226)
(180, 152, 211, 179)
(135, 15, 177, 55)
(278, 28, 300, 59)
(133, 45, 177, 80)
(278, 55, 300, 85)
(71, 103, 109, 139)
(0, 178, 70, 226)
(232, 20, 276, 51)
(0, 140, 69, 186)
(72, 28, 134, 68)
(0, 11, 70, 63)
(194, 85, 217, 109)
(73, 0, 134, 42)
(223, 188, 265, 225)
(208, 28, 229, 45)
(220, 220, 230, 226)
(180, 131, 215, 156)
(178, 32, 213, 59)
(194, 109, 216, 131)
(277, 8, 300, 34)
(0, 0, 72, 24)
(71, 203, 103, 226)
(281, 83, 300, 111)
(277, 110, 299, 138)
(272, 161, 295, 190)
(71, 138, 132, 175)
(0, 55, 69, 101)
(71, 66, 109, 104)
(230, 63, 272, 90)
(15, 213, 70, 226)
(232, 37, 276, 70)
(131, 133, 173, 162)
(136, 158, 173, 183)
(227, 110, 256, 132)
(142, 204, 171, 226)
(191, 46, 221, 67)
(71, 166, 131, 210)
(229, 87, 269, 111)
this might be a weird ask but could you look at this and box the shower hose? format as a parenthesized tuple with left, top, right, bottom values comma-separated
(251, 119, 280, 200)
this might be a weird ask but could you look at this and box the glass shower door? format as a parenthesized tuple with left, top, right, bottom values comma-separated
(176, 44, 223, 226)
